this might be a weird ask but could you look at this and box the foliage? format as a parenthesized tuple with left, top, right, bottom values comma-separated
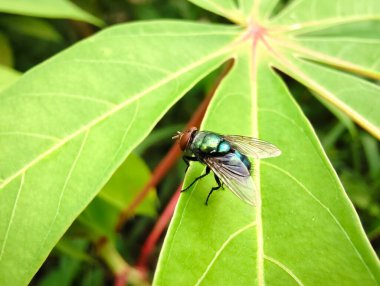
(0, 0, 379, 285)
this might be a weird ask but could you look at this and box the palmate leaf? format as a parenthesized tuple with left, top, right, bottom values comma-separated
(0, 22, 240, 285)
(0, 1, 379, 286)
(187, 0, 245, 24)
(270, 0, 380, 30)
(155, 48, 379, 286)
(277, 55, 380, 138)
(154, 0, 380, 285)
(269, 37, 380, 78)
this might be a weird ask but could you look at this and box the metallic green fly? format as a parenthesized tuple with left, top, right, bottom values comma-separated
(173, 127, 281, 206)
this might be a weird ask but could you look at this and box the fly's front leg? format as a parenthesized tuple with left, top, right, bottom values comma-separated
(205, 174, 222, 205)
(183, 155, 198, 174)
(181, 166, 210, 192)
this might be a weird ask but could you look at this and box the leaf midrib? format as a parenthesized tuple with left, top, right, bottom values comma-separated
(273, 15, 380, 33)
(0, 172, 24, 262)
(0, 43, 236, 189)
(268, 37, 380, 79)
(262, 161, 376, 283)
(194, 222, 257, 286)
(249, 31, 264, 285)
(264, 43, 380, 140)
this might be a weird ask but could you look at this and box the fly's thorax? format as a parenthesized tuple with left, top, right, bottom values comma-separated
(190, 131, 231, 155)
(199, 133, 221, 153)
(189, 131, 206, 153)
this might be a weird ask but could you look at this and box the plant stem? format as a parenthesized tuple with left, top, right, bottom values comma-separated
(97, 239, 148, 286)
(136, 186, 181, 274)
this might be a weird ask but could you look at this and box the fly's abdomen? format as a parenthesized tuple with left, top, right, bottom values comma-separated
(217, 141, 231, 153)
(234, 150, 251, 171)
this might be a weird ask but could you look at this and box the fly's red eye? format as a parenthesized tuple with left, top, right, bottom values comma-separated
(178, 127, 197, 150)
(179, 132, 191, 150)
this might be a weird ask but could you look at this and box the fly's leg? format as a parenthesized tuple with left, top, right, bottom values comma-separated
(205, 174, 222, 205)
(181, 166, 210, 192)
(183, 156, 198, 174)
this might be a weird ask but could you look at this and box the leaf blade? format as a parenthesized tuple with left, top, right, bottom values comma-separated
(272, 54, 380, 139)
(270, 36, 380, 79)
(154, 42, 380, 285)
(0, 65, 20, 91)
(271, 0, 380, 32)
(187, 0, 245, 24)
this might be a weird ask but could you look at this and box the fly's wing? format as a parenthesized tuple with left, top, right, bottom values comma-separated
(204, 153, 256, 205)
(222, 135, 281, 159)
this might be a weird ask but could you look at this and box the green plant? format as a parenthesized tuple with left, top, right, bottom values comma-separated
(0, 0, 379, 285)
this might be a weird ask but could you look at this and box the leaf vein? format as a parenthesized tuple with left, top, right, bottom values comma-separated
(0, 131, 59, 141)
(98, 31, 241, 38)
(264, 255, 304, 286)
(0, 172, 25, 262)
(98, 103, 139, 184)
(269, 51, 380, 139)
(19, 92, 116, 107)
(39, 130, 89, 250)
(268, 37, 380, 79)
(0, 44, 233, 189)
(160, 167, 207, 283)
(279, 16, 380, 33)
(72, 59, 172, 76)
(262, 161, 376, 282)
(195, 222, 257, 286)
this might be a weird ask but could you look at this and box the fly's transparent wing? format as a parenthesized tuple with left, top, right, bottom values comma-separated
(204, 153, 256, 206)
(222, 135, 281, 159)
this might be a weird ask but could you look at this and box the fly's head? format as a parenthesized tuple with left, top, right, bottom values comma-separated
(172, 127, 198, 151)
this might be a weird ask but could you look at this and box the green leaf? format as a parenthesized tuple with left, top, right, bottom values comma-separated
(303, 20, 380, 39)
(187, 0, 244, 24)
(79, 153, 157, 240)
(0, 21, 240, 285)
(134, 124, 183, 155)
(256, 0, 281, 21)
(186, 0, 280, 24)
(361, 134, 380, 179)
(55, 238, 93, 263)
(0, 16, 63, 42)
(80, 268, 104, 286)
(154, 46, 380, 285)
(271, 0, 380, 30)
(2, 0, 380, 285)
(275, 55, 380, 139)
(270, 37, 380, 78)
(0, 65, 21, 91)
(38, 239, 87, 286)
(0, 32, 13, 67)
(0, 0, 103, 26)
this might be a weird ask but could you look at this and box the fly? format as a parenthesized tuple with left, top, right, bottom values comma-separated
(172, 127, 281, 206)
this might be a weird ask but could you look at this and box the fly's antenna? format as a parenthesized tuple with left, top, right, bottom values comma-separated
(172, 131, 182, 140)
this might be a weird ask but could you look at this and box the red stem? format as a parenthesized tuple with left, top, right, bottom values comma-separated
(115, 59, 234, 231)
(114, 270, 128, 286)
(136, 186, 181, 274)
